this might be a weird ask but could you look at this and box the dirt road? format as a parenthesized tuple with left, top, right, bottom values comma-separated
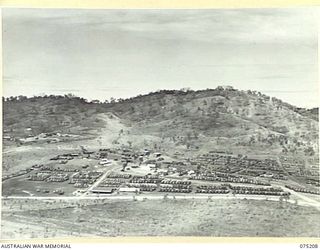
(81, 162, 122, 197)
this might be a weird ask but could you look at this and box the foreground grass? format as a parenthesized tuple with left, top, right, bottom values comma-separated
(1, 198, 319, 238)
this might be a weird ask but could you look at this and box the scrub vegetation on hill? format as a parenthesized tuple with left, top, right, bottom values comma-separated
(3, 87, 319, 156)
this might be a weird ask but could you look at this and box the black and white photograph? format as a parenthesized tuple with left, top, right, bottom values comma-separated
(1, 7, 319, 239)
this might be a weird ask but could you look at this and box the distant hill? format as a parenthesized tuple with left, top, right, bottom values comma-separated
(3, 87, 319, 156)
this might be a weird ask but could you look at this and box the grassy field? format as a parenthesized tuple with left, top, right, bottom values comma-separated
(1, 198, 319, 238)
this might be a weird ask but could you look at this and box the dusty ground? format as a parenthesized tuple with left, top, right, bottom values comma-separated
(1, 198, 319, 239)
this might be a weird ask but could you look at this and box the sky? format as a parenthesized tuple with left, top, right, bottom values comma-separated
(2, 8, 319, 108)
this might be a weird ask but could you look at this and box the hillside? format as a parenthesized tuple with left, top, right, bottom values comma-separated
(3, 87, 319, 156)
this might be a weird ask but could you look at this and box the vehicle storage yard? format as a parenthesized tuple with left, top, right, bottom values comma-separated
(2, 146, 319, 199)
(2, 131, 320, 239)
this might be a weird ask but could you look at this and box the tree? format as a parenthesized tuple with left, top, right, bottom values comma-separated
(180, 87, 191, 92)
(65, 93, 75, 99)
(304, 146, 315, 156)
(91, 99, 101, 104)
(17, 95, 28, 102)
